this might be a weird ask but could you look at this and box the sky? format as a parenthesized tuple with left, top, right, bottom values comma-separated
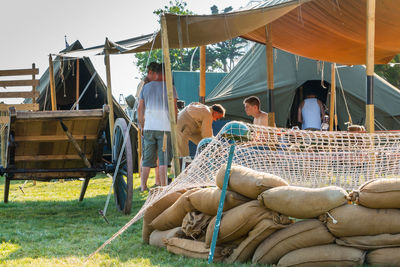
(0, 0, 248, 104)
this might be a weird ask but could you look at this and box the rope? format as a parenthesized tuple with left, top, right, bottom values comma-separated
(336, 67, 352, 125)
(70, 72, 97, 110)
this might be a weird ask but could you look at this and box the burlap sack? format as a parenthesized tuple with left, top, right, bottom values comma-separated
(216, 164, 288, 199)
(142, 191, 183, 243)
(277, 244, 365, 267)
(149, 227, 184, 248)
(323, 204, 400, 237)
(253, 219, 335, 265)
(225, 219, 286, 263)
(337, 234, 400, 250)
(166, 237, 231, 262)
(258, 185, 348, 219)
(188, 187, 250, 215)
(348, 178, 400, 208)
(205, 200, 291, 247)
(366, 247, 400, 266)
(181, 211, 212, 240)
(151, 188, 200, 231)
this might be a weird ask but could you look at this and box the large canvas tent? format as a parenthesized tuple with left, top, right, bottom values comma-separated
(207, 44, 400, 130)
(34, 40, 139, 171)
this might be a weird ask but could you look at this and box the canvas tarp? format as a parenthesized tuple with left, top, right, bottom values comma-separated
(206, 44, 400, 130)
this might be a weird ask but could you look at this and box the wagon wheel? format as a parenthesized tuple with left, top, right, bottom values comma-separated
(112, 118, 133, 214)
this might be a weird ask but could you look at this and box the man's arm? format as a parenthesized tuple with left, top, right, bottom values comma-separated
(201, 114, 213, 138)
(137, 99, 145, 130)
(318, 100, 324, 121)
(297, 102, 304, 123)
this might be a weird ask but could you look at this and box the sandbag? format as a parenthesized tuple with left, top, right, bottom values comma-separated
(216, 164, 288, 199)
(277, 244, 365, 267)
(366, 247, 400, 266)
(225, 219, 286, 263)
(181, 211, 212, 240)
(188, 187, 250, 215)
(323, 204, 400, 237)
(151, 188, 200, 231)
(166, 237, 231, 262)
(205, 200, 291, 247)
(258, 185, 348, 219)
(149, 227, 184, 248)
(337, 234, 400, 250)
(142, 191, 184, 243)
(348, 178, 400, 208)
(253, 219, 335, 265)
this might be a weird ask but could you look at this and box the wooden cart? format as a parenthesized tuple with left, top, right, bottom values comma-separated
(0, 105, 135, 214)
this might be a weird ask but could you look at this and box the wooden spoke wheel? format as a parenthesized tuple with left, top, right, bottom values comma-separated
(112, 118, 133, 214)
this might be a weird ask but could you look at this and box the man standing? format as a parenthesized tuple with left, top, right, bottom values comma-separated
(176, 103, 225, 157)
(243, 96, 270, 127)
(297, 93, 324, 130)
(138, 62, 177, 191)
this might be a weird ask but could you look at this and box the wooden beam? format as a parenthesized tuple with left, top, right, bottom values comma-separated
(104, 50, 114, 145)
(329, 63, 336, 131)
(48, 55, 57, 111)
(0, 91, 40, 98)
(0, 68, 39, 76)
(265, 24, 275, 127)
(0, 80, 39, 87)
(76, 58, 80, 110)
(14, 134, 97, 142)
(366, 0, 375, 133)
(0, 117, 8, 124)
(0, 104, 39, 111)
(199, 46, 206, 104)
(15, 154, 92, 161)
(14, 108, 104, 119)
(161, 15, 180, 176)
(32, 63, 37, 103)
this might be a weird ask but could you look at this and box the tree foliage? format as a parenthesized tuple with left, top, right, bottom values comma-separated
(375, 54, 400, 88)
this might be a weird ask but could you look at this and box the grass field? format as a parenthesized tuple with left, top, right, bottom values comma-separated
(0, 173, 250, 266)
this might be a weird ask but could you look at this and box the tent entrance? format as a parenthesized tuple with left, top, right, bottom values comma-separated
(287, 80, 329, 128)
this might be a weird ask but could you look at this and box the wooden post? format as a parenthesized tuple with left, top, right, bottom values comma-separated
(366, 0, 375, 133)
(199, 46, 206, 104)
(76, 58, 80, 110)
(161, 15, 180, 176)
(32, 63, 37, 104)
(48, 55, 57, 111)
(265, 24, 275, 127)
(329, 63, 336, 131)
(105, 50, 115, 144)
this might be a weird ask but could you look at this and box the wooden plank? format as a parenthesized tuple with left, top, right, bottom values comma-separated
(12, 172, 91, 179)
(14, 134, 97, 142)
(105, 50, 114, 144)
(0, 104, 39, 111)
(0, 117, 8, 124)
(49, 55, 57, 110)
(32, 63, 37, 103)
(0, 68, 39, 76)
(14, 109, 103, 119)
(0, 91, 40, 98)
(15, 154, 92, 161)
(0, 79, 39, 87)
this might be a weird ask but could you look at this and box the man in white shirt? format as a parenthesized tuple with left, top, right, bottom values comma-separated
(297, 93, 324, 130)
(243, 96, 270, 127)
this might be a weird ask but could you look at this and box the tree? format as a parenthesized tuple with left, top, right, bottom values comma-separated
(375, 54, 400, 88)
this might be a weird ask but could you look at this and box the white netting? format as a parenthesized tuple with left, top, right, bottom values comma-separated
(89, 122, 400, 258)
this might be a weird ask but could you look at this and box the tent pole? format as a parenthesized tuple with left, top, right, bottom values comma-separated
(199, 46, 206, 104)
(329, 63, 336, 131)
(105, 50, 115, 144)
(76, 58, 80, 110)
(48, 55, 57, 111)
(161, 15, 181, 176)
(265, 24, 275, 127)
(366, 0, 375, 133)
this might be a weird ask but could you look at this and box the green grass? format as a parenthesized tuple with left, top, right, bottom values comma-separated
(0, 173, 252, 266)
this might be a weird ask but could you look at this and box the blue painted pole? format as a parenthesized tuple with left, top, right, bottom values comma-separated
(208, 144, 235, 264)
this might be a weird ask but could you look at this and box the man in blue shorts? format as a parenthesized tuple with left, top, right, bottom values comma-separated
(138, 62, 178, 191)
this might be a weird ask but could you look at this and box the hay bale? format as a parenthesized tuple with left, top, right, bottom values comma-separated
(258, 185, 348, 219)
(149, 227, 184, 248)
(348, 178, 400, 208)
(205, 200, 291, 247)
(188, 187, 250, 215)
(336, 233, 400, 250)
(151, 188, 200, 231)
(277, 244, 365, 267)
(166, 237, 231, 262)
(142, 191, 184, 243)
(366, 247, 400, 266)
(181, 211, 212, 240)
(225, 219, 286, 263)
(252, 219, 335, 265)
(216, 164, 288, 199)
(324, 204, 400, 237)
